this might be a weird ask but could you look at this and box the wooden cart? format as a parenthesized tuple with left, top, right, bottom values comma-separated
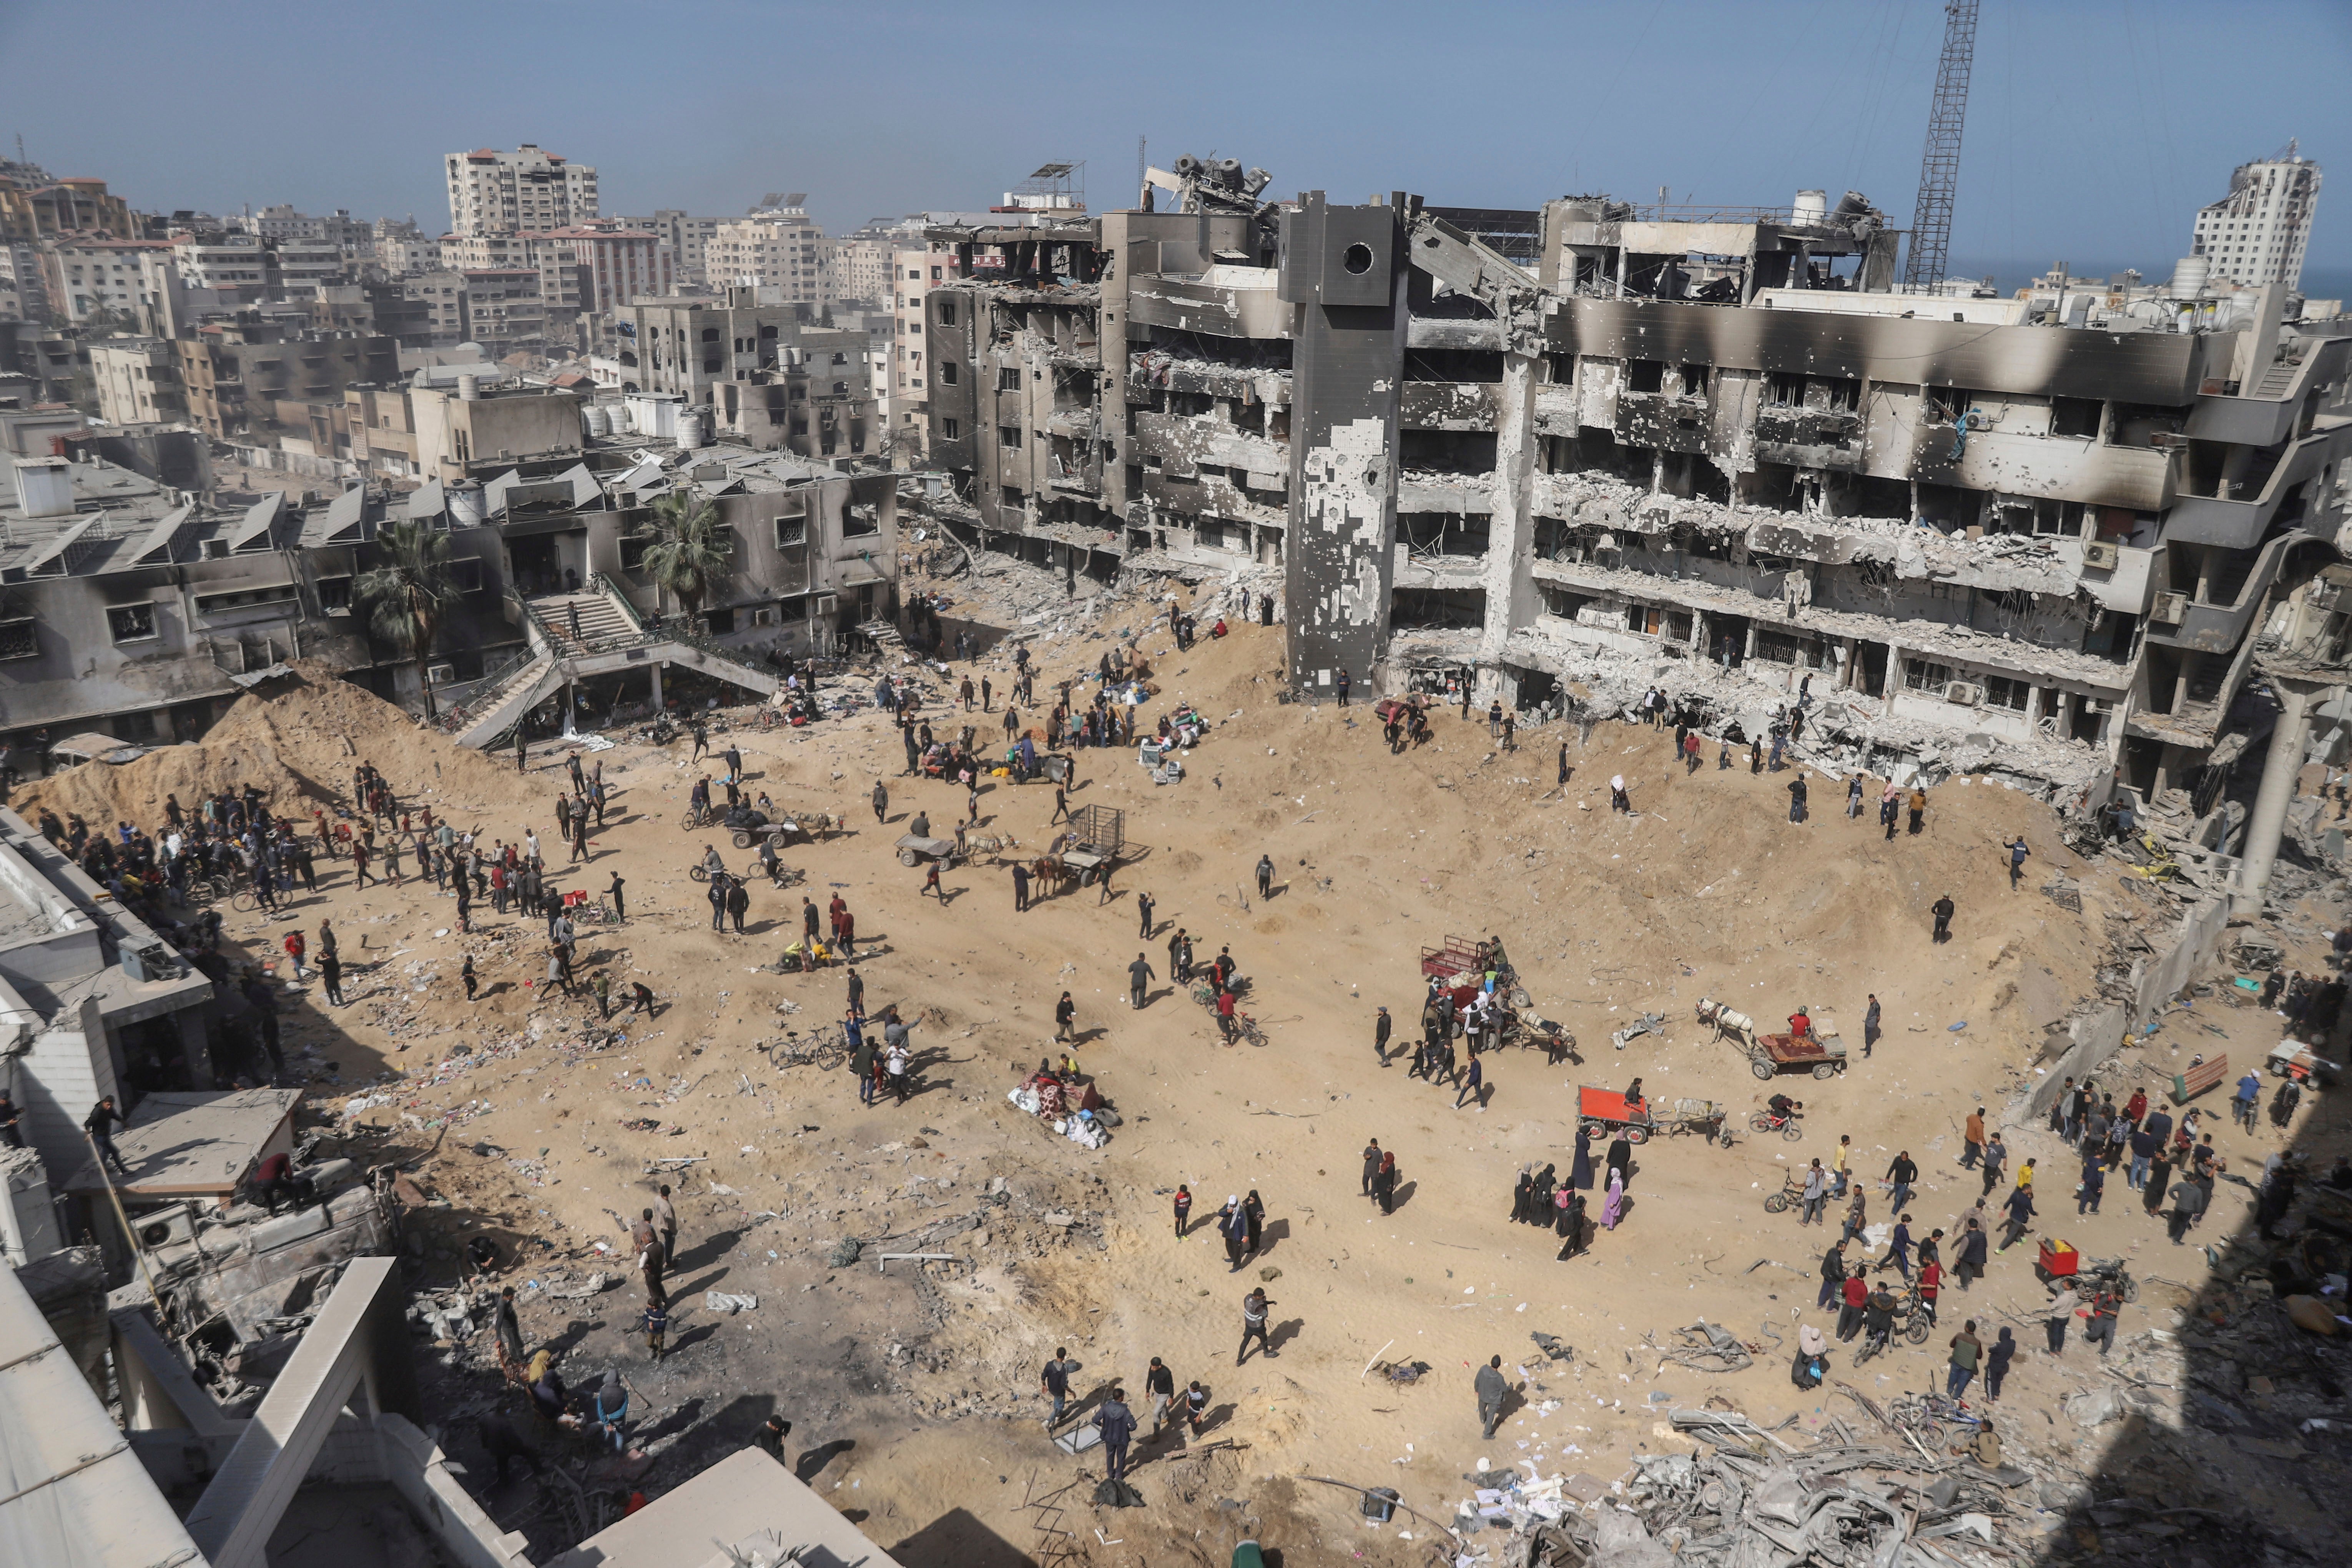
(1748, 1025, 1847, 1081)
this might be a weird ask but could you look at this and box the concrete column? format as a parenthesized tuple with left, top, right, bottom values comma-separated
(649, 662, 664, 713)
(1477, 349, 1542, 702)
(1883, 643, 1904, 716)
(1280, 194, 1408, 696)
(2236, 681, 2314, 914)
(1837, 637, 1857, 690)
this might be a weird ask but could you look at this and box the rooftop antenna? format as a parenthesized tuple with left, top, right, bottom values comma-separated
(1903, 0, 1980, 295)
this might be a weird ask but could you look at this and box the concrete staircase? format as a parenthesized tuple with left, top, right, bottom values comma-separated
(530, 590, 638, 654)
(450, 583, 785, 750)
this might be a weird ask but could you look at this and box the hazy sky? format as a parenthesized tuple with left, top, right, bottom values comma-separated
(6, 0, 2347, 283)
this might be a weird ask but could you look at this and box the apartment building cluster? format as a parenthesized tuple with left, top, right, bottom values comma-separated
(919, 153, 2352, 825)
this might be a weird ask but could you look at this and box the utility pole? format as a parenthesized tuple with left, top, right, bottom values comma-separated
(1903, 0, 1980, 295)
(1137, 136, 1147, 208)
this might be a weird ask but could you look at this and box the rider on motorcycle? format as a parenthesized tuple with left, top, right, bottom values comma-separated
(701, 843, 726, 878)
(1860, 1285, 1898, 1357)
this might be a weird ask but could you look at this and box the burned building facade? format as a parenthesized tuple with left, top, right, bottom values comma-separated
(923, 170, 2352, 800)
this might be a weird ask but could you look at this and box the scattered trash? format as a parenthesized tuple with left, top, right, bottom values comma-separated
(703, 1291, 759, 1315)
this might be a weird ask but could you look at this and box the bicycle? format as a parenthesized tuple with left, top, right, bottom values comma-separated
(1748, 1108, 1806, 1142)
(1888, 1390, 1984, 1448)
(679, 804, 716, 832)
(766, 1032, 847, 1071)
(1762, 1170, 1811, 1214)
(1233, 1012, 1267, 1047)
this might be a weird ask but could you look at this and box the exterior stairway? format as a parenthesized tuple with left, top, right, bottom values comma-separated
(529, 591, 638, 655)
(450, 580, 783, 749)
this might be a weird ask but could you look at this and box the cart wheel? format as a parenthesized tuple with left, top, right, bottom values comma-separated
(1812, 1063, 1838, 1080)
(731, 831, 752, 848)
(1783, 1121, 1805, 1143)
(1763, 1194, 1791, 1214)
(1581, 1120, 1607, 1141)
(898, 849, 919, 866)
(1750, 1058, 1775, 1081)
(1625, 1127, 1649, 1145)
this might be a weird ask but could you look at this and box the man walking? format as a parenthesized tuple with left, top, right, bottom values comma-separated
(1863, 994, 1881, 1058)
(1127, 953, 1156, 1009)
(84, 1096, 131, 1176)
(1039, 1349, 1074, 1428)
(1817, 1239, 1848, 1309)
(1236, 1287, 1276, 1364)
(1361, 1139, 1383, 1197)
(1960, 1106, 1985, 1170)
(1455, 1052, 1484, 1109)
(1144, 1356, 1176, 1440)
(1135, 890, 1154, 939)
(871, 781, 888, 825)
(1255, 854, 1275, 901)
(2008, 835, 2031, 890)
(1055, 991, 1076, 1043)
(1373, 1005, 1392, 1066)
(1886, 1150, 1917, 1215)
(1011, 861, 1030, 912)
(1475, 1355, 1509, 1439)
(1095, 1387, 1135, 1481)
(1980, 1132, 2008, 1197)
(1931, 893, 1956, 943)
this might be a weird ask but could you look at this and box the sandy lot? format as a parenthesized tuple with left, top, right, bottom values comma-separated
(31, 589, 2339, 1564)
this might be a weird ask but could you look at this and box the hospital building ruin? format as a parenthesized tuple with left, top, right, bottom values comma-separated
(919, 160, 2352, 825)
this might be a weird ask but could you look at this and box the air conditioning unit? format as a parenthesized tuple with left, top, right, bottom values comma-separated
(426, 663, 457, 685)
(2149, 591, 2189, 625)
(2081, 541, 2120, 570)
(814, 594, 838, 617)
(751, 607, 776, 627)
(135, 1202, 200, 1250)
(1943, 681, 1983, 706)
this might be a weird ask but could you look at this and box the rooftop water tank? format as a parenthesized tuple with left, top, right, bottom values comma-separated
(2169, 256, 2211, 300)
(1791, 190, 1829, 226)
(457, 373, 481, 402)
(677, 408, 708, 451)
(449, 482, 486, 529)
(583, 405, 611, 438)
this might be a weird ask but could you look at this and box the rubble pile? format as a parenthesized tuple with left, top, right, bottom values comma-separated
(1487, 1398, 2322, 1568)
(19, 658, 537, 828)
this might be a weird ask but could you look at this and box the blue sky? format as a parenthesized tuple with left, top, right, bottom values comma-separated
(6, 0, 2347, 287)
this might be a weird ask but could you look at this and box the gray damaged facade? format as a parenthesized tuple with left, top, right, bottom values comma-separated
(0, 412, 896, 759)
(920, 170, 2352, 800)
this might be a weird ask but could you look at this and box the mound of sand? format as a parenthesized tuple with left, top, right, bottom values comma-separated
(16, 660, 539, 828)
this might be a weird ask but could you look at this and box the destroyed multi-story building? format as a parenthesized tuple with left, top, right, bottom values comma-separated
(922, 163, 2352, 816)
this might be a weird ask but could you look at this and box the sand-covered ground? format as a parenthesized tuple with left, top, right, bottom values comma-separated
(30, 587, 2340, 1565)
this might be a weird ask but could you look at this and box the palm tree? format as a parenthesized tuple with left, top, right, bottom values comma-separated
(635, 491, 732, 629)
(354, 518, 461, 718)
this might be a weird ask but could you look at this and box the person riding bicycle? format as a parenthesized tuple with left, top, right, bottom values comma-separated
(690, 777, 711, 819)
(758, 835, 782, 881)
(701, 843, 726, 878)
(1767, 1092, 1803, 1124)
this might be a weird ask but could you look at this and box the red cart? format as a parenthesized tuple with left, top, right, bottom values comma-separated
(1577, 1086, 1654, 1143)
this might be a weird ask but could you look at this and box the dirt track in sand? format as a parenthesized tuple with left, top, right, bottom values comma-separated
(50, 599, 2332, 1563)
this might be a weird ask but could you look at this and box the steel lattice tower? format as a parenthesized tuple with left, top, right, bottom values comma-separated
(1903, 0, 1980, 294)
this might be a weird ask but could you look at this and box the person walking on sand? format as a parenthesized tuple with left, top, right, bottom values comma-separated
(1455, 1052, 1484, 1109)
(2008, 835, 2031, 890)
(1476, 1355, 1509, 1438)
(1909, 786, 1928, 834)
(1255, 854, 1275, 901)
(1220, 1196, 1248, 1271)
(1373, 1150, 1398, 1215)
(1136, 891, 1154, 939)
(1127, 953, 1156, 1009)
(1361, 1139, 1383, 1197)
(1236, 1286, 1276, 1364)
(1055, 991, 1076, 1043)
(1172, 1184, 1193, 1237)
(1931, 893, 1956, 943)
(1373, 1005, 1392, 1066)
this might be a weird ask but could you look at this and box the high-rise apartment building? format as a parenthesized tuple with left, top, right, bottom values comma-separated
(2190, 143, 2322, 291)
(540, 223, 670, 315)
(444, 145, 598, 237)
(706, 205, 826, 309)
(615, 211, 725, 288)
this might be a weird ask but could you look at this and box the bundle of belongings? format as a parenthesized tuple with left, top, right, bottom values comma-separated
(1164, 705, 1208, 748)
(1006, 1058, 1119, 1149)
